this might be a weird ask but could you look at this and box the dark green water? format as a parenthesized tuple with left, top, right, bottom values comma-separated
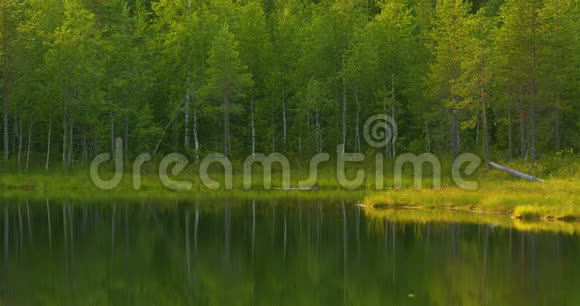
(1, 199, 579, 306)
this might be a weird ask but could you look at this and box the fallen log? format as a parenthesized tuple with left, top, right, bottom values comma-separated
(488, 162, 544, 182)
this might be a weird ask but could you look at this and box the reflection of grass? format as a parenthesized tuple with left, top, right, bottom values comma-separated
(364, 207, 580, 235)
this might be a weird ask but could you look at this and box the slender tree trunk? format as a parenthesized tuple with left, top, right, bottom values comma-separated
(271, 91, 275, 153)
(507, 81, 513, 161)
(530, 3, 538, 161)
(529, 99, 536, 160)
(223, 96, 230, 156)
(282, 87, 287, 151)
(518, 91, 526, 158)
(508, 106, 513, 162)
(384, 97, 389, 157)
(62, 95, 68, 169)
(298, 127, 302, 155)
(2, 98, 6, 162)
(110, 111, 114, 158)
(17, 118, 22, 168)
(26, 121, 33, 171)
(81, 131, 87, 165)
(2, 98, 10, 161)
(391, 71, 396, 158)
(476, 116, 480, 145)
(555, 100, 561, 151)
(184, 0, 193, 150)
(184, 84, 190, 150)
(315, 107, 321, 153)
(123, 100, 128, 163)
(251, 98, 256, 158)
(354, 82, 360, 152)
(151, 101, 182, 157)
(481, 76, 490, 169)
(342, 75, 347, 150)
(13, 114, 16, 156)
(193, 96, 199, 161)
(477, 17, 490, 168)
(46, 119, 51, 171)
(2, 93, 7, 162)
(1, 1, 8, 162)
(68, 119, 73, 167)
(452, 108, 459, 158)
(425, 120, 431, 153)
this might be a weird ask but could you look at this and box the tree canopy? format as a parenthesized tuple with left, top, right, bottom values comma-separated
(0, 0, 578, 168)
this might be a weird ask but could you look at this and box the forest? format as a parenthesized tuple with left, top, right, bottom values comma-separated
(1, 2, 580, 303)
(0, 0, 578, 170)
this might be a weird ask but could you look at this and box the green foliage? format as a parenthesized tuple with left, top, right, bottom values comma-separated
(0, 0, 578, 167)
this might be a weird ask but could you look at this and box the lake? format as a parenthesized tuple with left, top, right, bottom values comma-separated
(1, 198, 579, 305)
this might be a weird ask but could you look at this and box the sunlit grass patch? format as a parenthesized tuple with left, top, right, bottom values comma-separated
(364, 178, 580, 221)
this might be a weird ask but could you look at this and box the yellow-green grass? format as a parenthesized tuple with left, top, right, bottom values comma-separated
(364, 179, 579, 221)
(0, 160, 464, 200)
(2, 157, 579, 216)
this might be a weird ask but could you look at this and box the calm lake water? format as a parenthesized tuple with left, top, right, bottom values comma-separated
(1, 198, 579, 305)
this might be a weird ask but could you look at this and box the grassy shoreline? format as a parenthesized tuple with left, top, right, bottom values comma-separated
(2, 158, 578, 222)
(2, 173, 578, 221)
(364, 178, 580, 221)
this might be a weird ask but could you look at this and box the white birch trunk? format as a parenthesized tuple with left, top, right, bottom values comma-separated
(193, 101, 199, 160)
